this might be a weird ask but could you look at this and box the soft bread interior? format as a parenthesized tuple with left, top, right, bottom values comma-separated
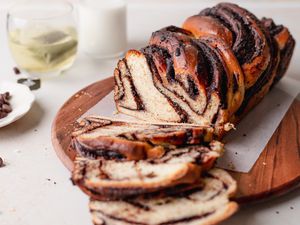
(122, 50, 181, 122)
(89, 168, 238, 225)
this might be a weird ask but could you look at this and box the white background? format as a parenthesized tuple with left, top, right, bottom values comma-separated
(0, 1, 300, 225)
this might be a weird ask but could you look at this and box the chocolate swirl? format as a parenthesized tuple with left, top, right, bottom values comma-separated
(114, 2, 295, 136)
(194, 3, 271, 89)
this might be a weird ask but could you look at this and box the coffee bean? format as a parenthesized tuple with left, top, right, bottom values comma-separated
(2, 104, 12, 113)
(0, 92, 12, 119)
(0, 112, 8, 119)
(0, 157, 4, 167)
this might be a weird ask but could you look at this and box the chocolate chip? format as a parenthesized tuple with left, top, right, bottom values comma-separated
(13, 67, 20, 75)
(160, 36, 166, 41)
(243, 134, 247, 137)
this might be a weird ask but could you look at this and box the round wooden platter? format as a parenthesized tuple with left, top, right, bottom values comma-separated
(51, 76, 300, 204)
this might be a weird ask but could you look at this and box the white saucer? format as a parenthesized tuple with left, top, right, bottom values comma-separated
(0, 81, 35, 128)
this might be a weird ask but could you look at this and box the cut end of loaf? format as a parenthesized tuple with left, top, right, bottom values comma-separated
(115, 49, 183, 123)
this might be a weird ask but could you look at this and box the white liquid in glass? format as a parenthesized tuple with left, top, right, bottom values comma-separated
(79, 0, 127, 58)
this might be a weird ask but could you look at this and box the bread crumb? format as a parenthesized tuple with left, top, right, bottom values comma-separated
(9, 208, 16, 212)
(224, 123, 235, 131)
(227, 162, 235, 170)
(13, 67, 20, 75)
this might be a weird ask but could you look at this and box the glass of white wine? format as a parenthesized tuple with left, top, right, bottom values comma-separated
(7, 0, 78, 85)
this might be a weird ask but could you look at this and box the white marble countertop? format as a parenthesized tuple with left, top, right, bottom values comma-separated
(0, 1, 300, 225)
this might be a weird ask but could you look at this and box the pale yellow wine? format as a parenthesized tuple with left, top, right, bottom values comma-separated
(8, 27, 78, 74)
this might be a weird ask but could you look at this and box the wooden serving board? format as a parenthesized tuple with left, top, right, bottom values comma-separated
(51, 77, 300, 204)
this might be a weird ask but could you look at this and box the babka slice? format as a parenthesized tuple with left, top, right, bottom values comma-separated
(71, 142, 223, 200)
(89, 168, 238, 225)
(72, 116, 215, 160)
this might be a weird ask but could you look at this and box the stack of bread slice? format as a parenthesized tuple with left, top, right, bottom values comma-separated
(71, 116, 238, 225)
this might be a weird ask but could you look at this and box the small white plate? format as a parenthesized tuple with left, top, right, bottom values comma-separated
(0, 81, 35, 128)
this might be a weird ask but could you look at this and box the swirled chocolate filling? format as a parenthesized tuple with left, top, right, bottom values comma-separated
(200, 3, 263, 65)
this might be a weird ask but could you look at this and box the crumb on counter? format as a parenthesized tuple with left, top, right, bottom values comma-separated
(13, 67, 20, 75)
(227, 162, 235, 170)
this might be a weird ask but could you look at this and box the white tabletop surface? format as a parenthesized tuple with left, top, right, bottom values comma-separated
(0, 1, 300, 225)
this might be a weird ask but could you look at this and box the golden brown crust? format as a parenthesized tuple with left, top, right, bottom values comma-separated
(261, 17, 296, 85)
(183, 15, 233, 47)
(185, 4, 271, 90)
(73, 136, 155, 160)
(72, 116, 215, 160)
(200, 202, 239, 225)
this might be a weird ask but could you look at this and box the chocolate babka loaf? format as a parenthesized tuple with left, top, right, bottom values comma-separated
(89, 168, 238, 225)
(72, 116, 217, 160)
(72, 141, 223, 200)
(114, 2, 295, 135)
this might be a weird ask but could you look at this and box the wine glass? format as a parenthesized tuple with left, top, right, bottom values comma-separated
(7, 0, 78, 87)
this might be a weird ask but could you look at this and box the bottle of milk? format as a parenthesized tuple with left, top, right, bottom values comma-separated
(78, 0, 127, 58)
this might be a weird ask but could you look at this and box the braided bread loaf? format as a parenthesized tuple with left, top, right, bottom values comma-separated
(114, 3, 295, 136)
